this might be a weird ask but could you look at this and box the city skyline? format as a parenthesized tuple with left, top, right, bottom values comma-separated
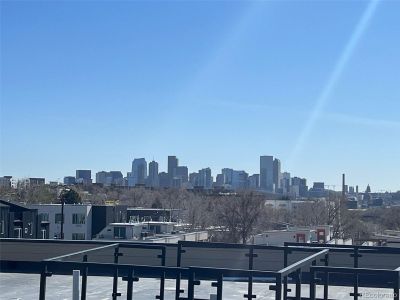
(1, 153, 392, 193)
(1, 1, 399, 192)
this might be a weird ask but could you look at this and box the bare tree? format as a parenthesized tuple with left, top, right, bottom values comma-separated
(215, 192, 264, 244)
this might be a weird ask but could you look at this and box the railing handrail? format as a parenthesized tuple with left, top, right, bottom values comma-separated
(311, 265, 397, 276)
(45, 243, 119, 261)
(187, 266, 278, 278)
(279, 249, 329, 277)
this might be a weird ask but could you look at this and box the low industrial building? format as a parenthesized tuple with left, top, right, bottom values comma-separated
(95, 220, 208, 243)
(253, 225, 332, 245)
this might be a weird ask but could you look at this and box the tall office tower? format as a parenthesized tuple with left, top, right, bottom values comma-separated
(96, 171, 108, 184)
(147, 160, 159, 188)
(215, 174, 224, 186)
(231, 170, 248, 190)
(280, 172, 291, 194)
(273, 158, 281, 191)
(291, 177, 308, 197)
(260, 156, 274, 192)
(131, 158, 147, 186)
(168, 156, 178, 185)
(221, 168, 234, 185)
(76, 170, 92, 185)
(175, 166, 189, 183)
(248, 174, 260, 189)
(198, 168, 212, 189)
(158, 172, 170, 188)
(108, 171, 123, 185)
(189, 172, 199, 187)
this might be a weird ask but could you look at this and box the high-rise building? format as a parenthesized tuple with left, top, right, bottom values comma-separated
(147, 160, 159, 188)
(291, 177, 308, 197)
(76, 170, 92, 185)
(280, 172, 291, 194)
(221, 168, 234, 185)
(273, 158, 281, 191)
(0, 176, 12, 189)
(231, 170, 248, 190)
(189, 172, 199, 187)
(96, 171, 108, 184)
(158, 172, 170, 188)
(260, 156, 274, 192)
(96, 171, 123, 186)
(248, 174, 260, 189)
(130, 158, 147, 186)
(215, 174, 224, 187)
(197, 168, 212, 189)
(63, 176, 76, 185)
(168, 156, 178, 184)
(175, 166, 189, 183)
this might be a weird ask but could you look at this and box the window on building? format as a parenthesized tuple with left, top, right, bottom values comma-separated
(39, 213, 49, 222)
(55, 213, 63, 224)
(114, 227, 126, 239)
(72, 213, 85, 224)
(72, 233, 85, 240)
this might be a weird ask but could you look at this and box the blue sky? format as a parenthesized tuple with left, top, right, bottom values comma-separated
(1, 0, 399, 192)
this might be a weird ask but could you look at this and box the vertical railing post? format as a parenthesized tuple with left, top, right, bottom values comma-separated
(175, 243, 185, 300)
(81, 255, 88, 300)
(245, 246, 257, 300)
(187, 270, 195, 300)
(72, 270, 80, 300)
(309, 267, 316, 300)
(211, 274, 224, 300)
(122, 267, 138, 300)
(295, 268, 301, 299)
(275, 274, 282, 300)
(157, 247, 166, 300)
(350, 247, 361, 299)
(126, 269, 134, 300)
(39, 264, 51, 300)
(112, 245, 122, 300)
(217, 274, 223, 300)
(393, 271, 399, 300)
(323, 253, 329, 300)
(283, 246, 291, 300)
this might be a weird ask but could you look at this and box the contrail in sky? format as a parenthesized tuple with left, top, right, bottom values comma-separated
(287, 0, 381, 169)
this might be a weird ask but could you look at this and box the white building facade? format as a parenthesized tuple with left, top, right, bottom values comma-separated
(30, 204, 92, 240)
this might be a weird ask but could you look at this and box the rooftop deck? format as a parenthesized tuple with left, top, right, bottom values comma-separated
(0, 239, 399, 300)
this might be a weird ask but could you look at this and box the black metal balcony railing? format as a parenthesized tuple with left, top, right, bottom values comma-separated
(0, 239, 399, 300)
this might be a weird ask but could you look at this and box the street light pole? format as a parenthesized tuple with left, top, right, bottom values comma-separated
(60, 198, 64, 239)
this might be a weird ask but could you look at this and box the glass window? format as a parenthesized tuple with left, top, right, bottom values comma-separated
(113, 227, 126, 239)
(72, 213, 85, 224)
(39, 213, 49, 222)
(72, 233, 85, 240)
(55, 213, 63, 224)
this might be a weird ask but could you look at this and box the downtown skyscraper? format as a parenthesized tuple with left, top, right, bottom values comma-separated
(260, 155, 274, 192)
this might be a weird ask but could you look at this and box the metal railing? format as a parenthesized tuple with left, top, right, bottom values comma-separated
(0, 239, 399, 300)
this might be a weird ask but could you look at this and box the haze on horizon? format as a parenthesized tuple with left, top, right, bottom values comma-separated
(1, 0, 399, 192)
